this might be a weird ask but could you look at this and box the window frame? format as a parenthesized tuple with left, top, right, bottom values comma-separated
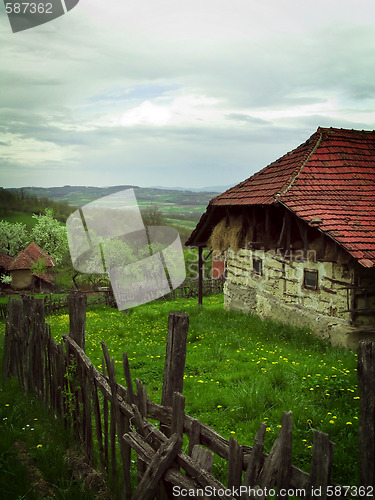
(252, 258, 263, 276)
(303, 269, 318, 290)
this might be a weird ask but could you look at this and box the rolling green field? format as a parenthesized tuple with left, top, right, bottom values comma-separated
(7, 185, 217, 221)
(0, 209, 37, 230)
(43, 294, 359, 487)
(0, 185, 213, 247)
(165, 217, 197, 230)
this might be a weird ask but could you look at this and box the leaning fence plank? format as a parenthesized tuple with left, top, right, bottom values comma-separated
(276, 412, 293, 499)
(306, 431, 335, 500)
(124, 431, 207, 496)
(123, 352, 136, 405)
(102, 342, 131, 499)
(44, 325, 52, 409)
(91, 367, 105, 470)
(161, 312, 189, 408)
(228, 436, 243, 496)
(132, 416, 235, 496)
(103, 377, 109, 473)
(191, 445, 214, 473)
(30, 299, 45, 397)
(358, 341, 375, 488)
(135, 379, 148, 418)
(78, 359, 93, 464)
(131, 404, 147, 482)
(256, 427, 283, 499)
(109, 397, 117, 486)
(102, 344, 118, 487)
(188, 419, 201, 456)
(161, 313, 189, 433)
(171, 392, 185, 437)
(68, 292, 87, 350)
(55, 342, 66, 420)
(243, 423, 266, 491)
(130, 433, 182, 500)
(3, 299, 23, 385)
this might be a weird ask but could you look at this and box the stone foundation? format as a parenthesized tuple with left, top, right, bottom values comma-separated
(224, 280, 366, 349)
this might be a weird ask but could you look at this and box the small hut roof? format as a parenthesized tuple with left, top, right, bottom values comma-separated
(8, 242, 55, 271)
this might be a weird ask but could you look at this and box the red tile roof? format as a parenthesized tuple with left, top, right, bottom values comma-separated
(0, 253, 13, 270)
(190, 127, 375, 267)
(8, 242, 55, 271)
(34, 271, 54, 285)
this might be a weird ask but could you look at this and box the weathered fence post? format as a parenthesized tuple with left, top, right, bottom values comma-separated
(68, 292, 87, 350)
(358, 340, 375, 489)
(161, 312, 189, 413)
(102, 341, 131, 500)
(306, 431, 335, 500)
(2, 298, 23, 385)
(198, 246, 203, 306)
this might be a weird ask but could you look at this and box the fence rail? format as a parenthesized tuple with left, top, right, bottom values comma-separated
(2, 295, 370, 499)
(0, 278, 224, 320)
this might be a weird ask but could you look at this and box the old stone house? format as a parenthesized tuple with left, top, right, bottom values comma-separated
(8, 242, 55, 292)
(187, 127, 375, 348)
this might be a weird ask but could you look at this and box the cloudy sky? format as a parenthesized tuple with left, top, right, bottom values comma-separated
(1, 0, 375, 190)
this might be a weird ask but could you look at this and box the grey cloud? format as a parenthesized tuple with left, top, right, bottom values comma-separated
(1, 1, 375, 188)
(225, 114, 270, 125)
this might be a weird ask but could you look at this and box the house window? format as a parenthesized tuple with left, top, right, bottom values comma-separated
(253, 258, 262, 276)
(304, 269, 318, 290)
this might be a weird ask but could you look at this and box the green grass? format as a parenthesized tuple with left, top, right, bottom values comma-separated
(165, 218, 197, 230)
(0, 373, 95, 499)
(44, 294, 359, 487)
(0, 210, 37, 230)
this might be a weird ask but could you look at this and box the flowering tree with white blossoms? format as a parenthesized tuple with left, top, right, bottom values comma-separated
(0, 220, 28, 256)
(31, 209, 69, 265)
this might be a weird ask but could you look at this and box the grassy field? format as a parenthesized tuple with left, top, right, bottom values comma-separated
(0, 210, 37, 230)
(165, 218, 197, 230)
(0, 363, 95, 499)
(41, 294, 360, 487)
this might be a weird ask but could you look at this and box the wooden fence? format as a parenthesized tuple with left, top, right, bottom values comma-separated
(0, 278, 223, 320)
(105, 278, 224, 308)
(0, 302, 6, 320)
(2, 295, 371, 499)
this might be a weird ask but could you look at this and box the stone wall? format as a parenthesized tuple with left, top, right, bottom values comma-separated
(223, 248, 367, 348)
(10, 269, 32, 290)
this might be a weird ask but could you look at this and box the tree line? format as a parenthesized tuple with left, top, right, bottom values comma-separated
(0, 188, 75, 222)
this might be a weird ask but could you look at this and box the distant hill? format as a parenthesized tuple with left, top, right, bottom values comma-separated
(151, 185, 231, 193)
(5, 185, 220, 222)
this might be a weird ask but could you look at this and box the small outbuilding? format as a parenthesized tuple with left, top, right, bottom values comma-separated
(187, 127, 375, 348)
(8, 242, 55, 293)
